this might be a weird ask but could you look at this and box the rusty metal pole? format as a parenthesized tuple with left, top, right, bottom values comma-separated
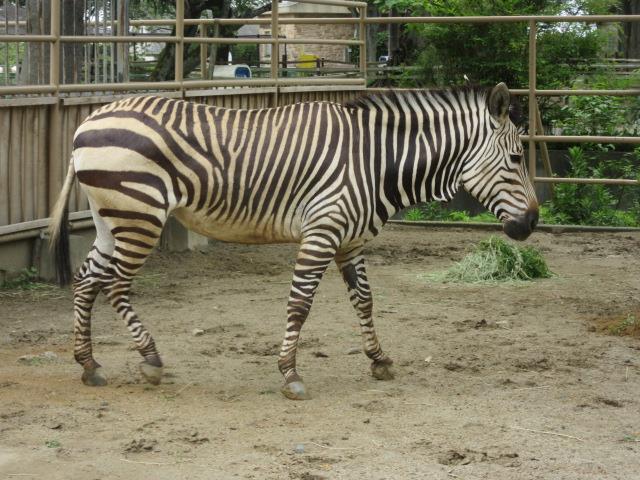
(175, 0, 184, 96)
(47, 0, 62, 211)
(271, 0, 279, 105)
(527, 19, 537, 185)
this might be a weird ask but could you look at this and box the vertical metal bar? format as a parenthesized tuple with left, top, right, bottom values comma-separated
(535, 104, 553, 198)
(93, 0, 98, 83)
(48, 0, 62, 213)
(83, 0, 88, 83)
(270, 0, 279, 82)
(110, 0, 115, 83)
(528, 19, 537, 183)
(116, 0, 129, 82)
(199, 20, 207, 79)
(358, 6, 366, 80)
(50, 0, 61, 89)
(175, 0, 184, 94)
(102, 0, 107, 83)
(4, 0, 8, 84)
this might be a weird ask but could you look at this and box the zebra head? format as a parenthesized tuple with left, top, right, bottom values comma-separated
(461, 83, 539, 241)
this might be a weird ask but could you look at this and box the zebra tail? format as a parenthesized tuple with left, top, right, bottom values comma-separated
(48, 157, 76, 287)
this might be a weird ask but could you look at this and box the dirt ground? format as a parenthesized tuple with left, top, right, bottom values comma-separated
(1, 225, 639, 480)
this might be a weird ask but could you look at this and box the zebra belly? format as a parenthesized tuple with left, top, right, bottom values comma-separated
(172, 208, 302, 244)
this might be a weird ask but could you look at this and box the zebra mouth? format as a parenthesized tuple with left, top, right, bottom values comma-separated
(502, 209, 539, 241)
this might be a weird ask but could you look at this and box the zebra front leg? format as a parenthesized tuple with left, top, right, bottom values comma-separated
(279, 236, 336, 400)
(335, 248, 394, 381)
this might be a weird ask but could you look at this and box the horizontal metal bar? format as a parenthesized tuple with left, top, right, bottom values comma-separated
(184, 86, 278, 98)
(57, 81, 181, 93)
(0, 34, 55, 42)
(522, 135, 640, 144)
(279, 84, 366, 93)
(60, 35, 177, 43)
(282, 38, 363, 46)
(277, 77, 366, 86)
(0, 85, 57, 95)
(185, 37, 363, 46)
(187, 37, 274, 44)
(534, 176, 639, 185)
(367, 14, 640, 24)
(183, 79, 277, 88)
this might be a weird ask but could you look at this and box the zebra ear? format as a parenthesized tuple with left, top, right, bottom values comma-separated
(488, 82, 510, 123)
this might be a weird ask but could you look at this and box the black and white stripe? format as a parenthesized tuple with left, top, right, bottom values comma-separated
(49, 83, 538, 397)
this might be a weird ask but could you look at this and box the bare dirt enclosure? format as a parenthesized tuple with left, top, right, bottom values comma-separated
(1, 225, 639, 480)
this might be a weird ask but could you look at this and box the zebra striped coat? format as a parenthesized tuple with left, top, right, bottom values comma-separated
(49, 84, 538, 399)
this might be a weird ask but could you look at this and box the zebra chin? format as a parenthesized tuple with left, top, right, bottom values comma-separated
(502, 208, 539, 241)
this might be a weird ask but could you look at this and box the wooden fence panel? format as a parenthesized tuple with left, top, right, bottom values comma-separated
(0, 88, 362, 231)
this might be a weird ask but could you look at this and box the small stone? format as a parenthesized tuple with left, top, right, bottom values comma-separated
(192, 328, 205, 337)
(424, 356, 432, 364)
(313, 351, 329, 358)
(294, 444, 305, 454)
(346, 347, 361, 355)
(42, 351, 58, 360)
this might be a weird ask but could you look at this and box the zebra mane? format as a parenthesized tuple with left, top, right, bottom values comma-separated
(345, 86, 524, 126)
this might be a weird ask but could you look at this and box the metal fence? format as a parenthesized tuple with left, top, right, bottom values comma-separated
(0, 0, 639, 236)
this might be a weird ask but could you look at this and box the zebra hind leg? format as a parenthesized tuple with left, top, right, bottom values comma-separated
(278, 235, 337, 400)
(335, 247, 394, 381)
(74, 245, 112, 386)
(102, 230, 165, 385)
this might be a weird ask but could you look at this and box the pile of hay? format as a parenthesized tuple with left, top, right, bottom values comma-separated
(427, 236, 553, 283)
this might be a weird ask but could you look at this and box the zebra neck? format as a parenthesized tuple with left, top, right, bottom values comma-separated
(369, 110, 475, 219)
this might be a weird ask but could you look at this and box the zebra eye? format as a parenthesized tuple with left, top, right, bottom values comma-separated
(510, 154, 523, 164)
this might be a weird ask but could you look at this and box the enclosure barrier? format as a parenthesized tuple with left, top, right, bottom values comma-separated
(0, 2, 639, 236)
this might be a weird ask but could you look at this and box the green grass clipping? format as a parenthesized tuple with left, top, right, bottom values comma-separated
(425, 236, 553, 283)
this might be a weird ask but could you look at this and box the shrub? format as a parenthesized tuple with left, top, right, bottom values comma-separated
(542, 147, 640, 227)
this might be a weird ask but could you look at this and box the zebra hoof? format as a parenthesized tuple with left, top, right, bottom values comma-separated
(81, 367, 108, 387)
(139, 361, 163, 385)
(281, 381, 311, 400)
(371, 360, 395, 381)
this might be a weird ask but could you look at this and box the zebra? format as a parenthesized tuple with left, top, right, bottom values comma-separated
(49, 83, 538, 400)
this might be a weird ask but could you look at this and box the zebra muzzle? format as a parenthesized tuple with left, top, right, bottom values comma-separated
(503, 208, 539, 241)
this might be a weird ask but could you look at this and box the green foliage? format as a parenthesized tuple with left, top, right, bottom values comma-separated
(403, 203, 499, 223)
(426, 236, 553, 283)
(542, 147, 640, 227)
(45, 440, 61, 449)
(0, 267, 42, 290)
(552, 70, 640, 139)
(401, 0, 612, 89)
